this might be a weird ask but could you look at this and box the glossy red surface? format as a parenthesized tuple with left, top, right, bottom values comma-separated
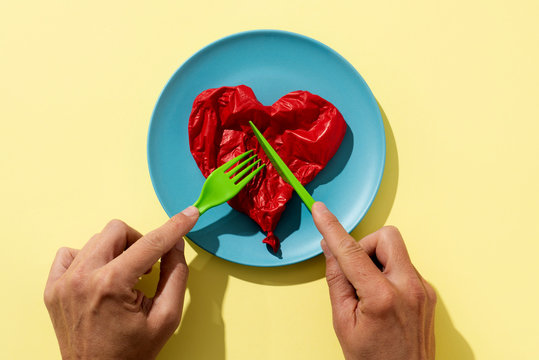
(189, 85, 346, 251)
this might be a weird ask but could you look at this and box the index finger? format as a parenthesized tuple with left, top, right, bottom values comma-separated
(111, 207, 199, 283)
(312, 202, 383, 295)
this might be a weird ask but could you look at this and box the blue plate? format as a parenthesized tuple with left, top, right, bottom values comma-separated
(148, 30, 385, 267)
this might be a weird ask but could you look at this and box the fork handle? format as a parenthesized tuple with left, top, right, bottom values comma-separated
(192, 201, 206, 215)
(292, 183, 315, 212)
(192, 198, 218, 215)
(192, 193, 224, 215)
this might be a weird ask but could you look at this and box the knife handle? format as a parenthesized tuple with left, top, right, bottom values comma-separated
(249, 120, 315, 212)
(290, 179, 315, 212)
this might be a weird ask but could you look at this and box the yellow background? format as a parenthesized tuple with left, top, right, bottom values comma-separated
(1, 0, 538, 359)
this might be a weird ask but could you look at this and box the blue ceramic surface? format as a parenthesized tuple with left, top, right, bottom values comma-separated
(147, 30, 385, 267)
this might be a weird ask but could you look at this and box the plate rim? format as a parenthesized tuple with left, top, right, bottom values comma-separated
(147, 29, 386, 267)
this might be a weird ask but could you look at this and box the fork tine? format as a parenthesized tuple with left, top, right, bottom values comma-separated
(232, 159, 262, 182)
(236, 163, 265, 188)
(220, 150, 253, 172)
(229, 154, 257, 176)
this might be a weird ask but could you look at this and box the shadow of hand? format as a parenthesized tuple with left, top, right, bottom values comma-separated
(434, 291, 475, 360)
(158, 254, 228, 360)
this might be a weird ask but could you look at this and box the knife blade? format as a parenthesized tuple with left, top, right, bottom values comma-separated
(249, 121, 315, 212)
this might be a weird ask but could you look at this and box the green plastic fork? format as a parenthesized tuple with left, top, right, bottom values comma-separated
(192, 150, 265, 215)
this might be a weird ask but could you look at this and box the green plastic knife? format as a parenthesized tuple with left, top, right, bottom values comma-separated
(249, 121, 315, 212)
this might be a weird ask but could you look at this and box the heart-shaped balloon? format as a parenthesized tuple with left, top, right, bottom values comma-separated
(188, 85, 346, 252)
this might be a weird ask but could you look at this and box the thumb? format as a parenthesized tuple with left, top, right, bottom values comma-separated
(321, 239, 358, 329)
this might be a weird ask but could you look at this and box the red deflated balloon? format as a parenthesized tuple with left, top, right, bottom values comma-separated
(188, 85, 346, 252)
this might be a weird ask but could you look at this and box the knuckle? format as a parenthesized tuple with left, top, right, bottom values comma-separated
(404, 277, 430, 308)
(423, 280, 437, 304)
(44, 277, 71, 305)
(379, 225, 401, 239)
(144, 232, 169, 254)
(43, 285, 57, 306)
(104, 219, 128, 236)
(91, 269, 118, 298)
(166, 311, 181, 329)
(325, 267, 344, 288)
(169, 215, 192, 235)
(55, 279, 70, 296)
(55, 247, 68, 257)
(106, 219, 127, 229)
(374, 284, 398, 314)
(54, 247, 72, 262)
(66, 269, 86, 293)
(325, 217, 344, 234)
(337, 235, 364, 258)
(158, 307, 181, 332)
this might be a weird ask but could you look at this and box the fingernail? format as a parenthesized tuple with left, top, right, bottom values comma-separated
(313, 201, 329, 214)
(181, 206, 199, 218)
(175, 238, 185, 252)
